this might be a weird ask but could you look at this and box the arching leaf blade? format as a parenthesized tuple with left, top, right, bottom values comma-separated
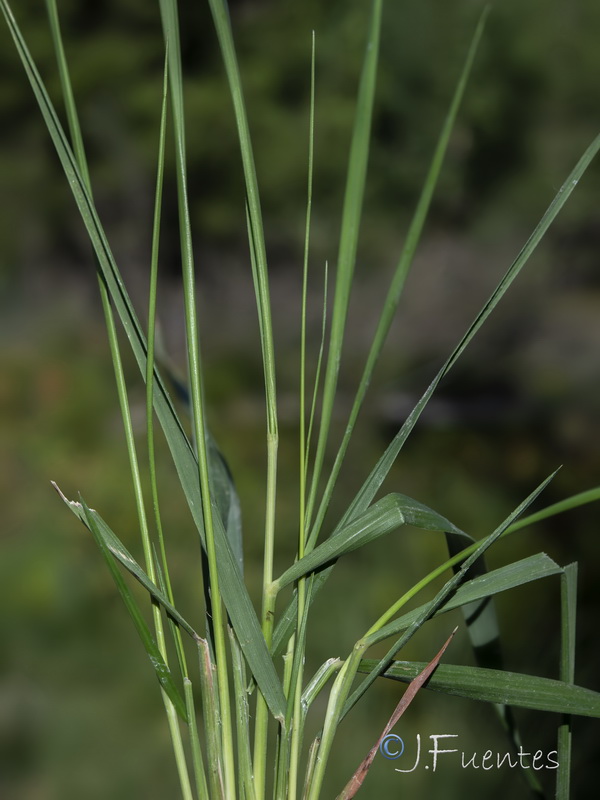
(366, 553, 562, 646)
(275, 493, 464, 591)
(53, 483, 199, 639)
(80, 498, 189, 723)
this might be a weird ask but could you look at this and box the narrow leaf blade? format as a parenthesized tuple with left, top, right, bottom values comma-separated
(367, 553, 562, 646)
(306, 0, 383, 527)
(80, 498, 188, 723)
(342, 471, 558, 717)
(276, 493, 464, 590)
(53, 483, 199, 639)
(342, 134, 600, 523)
(361, 661, 600, 718)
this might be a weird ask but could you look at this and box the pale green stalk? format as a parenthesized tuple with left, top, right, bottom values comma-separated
(299, 32, 317, 552)
(292, 13, 384, 785)
(146, 52, 190, 681)
(291, 660, 343, 797)
(44, 0, 89, 185)
(203, 2, 279, 792)
(305, 0, 383, 532)
(159, 2, 236, 795)
(288, 30, 317, 800)
(147, 56, 207, 792)
(246, 208, 279, 796)
(304, 261, 329, 486)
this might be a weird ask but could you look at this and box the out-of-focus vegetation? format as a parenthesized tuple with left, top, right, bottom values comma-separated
(1, 1, 599, 798)
(1, 0, 599, 277)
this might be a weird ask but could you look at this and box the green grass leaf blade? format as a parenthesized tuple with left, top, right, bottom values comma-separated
(156, 357, 245, 574)
(506, 486, 600, 533)
(366, 553, 562, 646)
(80, 498, 188, 723)
(146, 49, 176, 622)
(560, 564, 578, 686)
(44, 0, 90, 187)
(341, 134, 600, 526)
(271, 486, 600, 660)
(275, 492, 463, 591)
(360, 660, 600, 718)
(342, 471, 557, 718)
(209, 506, 285, 720)
(53, 484, 199, 639)
(276, 495, 403, 590)
(208, 435, 244, 574)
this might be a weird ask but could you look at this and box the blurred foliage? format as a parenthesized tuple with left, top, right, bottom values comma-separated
(1, 0, 599, 284)
(1, 1, 600, 798)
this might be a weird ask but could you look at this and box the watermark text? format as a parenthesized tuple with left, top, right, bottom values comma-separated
(379, 733, 558, 773)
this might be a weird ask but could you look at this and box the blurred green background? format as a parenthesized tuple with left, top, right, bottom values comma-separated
(1, 0, 599, 798)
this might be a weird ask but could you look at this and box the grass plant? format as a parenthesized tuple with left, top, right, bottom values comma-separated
(3, 1, 600, 798)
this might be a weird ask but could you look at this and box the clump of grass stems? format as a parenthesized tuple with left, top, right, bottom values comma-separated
(3, 0, 600, 798)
